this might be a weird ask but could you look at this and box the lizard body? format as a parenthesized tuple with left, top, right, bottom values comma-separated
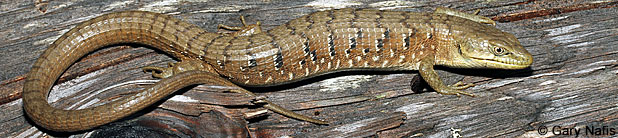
(23, 8, 532, 132)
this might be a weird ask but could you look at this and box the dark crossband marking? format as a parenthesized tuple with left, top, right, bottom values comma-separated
(383, 28, 390, 39)
(363, 48, 370, 55)
(376, 39, 384, 50)
(310, 50, 317, 61)
(303, 41, 310, 54)
(159, 14, 169, 35)
(326, 10, 336, 58)
(274, 52, 283, 69)
(272, 44, 283, 70)
(376, 11, 383, 28)
(222, 37, 234, 70)
(286, 23, 297, 35)
(170, 19, 181, 42)
(203, 35, 224, 64)
(265, 31, 284, 70)
(217, 60, 225, 68)
(328, 34, 334, 47)
(300, 60, 306, 65)
(302, 32, 310, 55)
(328, 34, 335, 57)
(327, 10, 335, 24)
(306, 13, 315, 29)
(404, 35, 410, 50)
(246, 54, 257, 68)
(246, 36, 258, 69)
(248, 59, 257, 68)
(186, 25, 206, 51)
(349, 37, 357, 49)
(149, 12, 161, 33)
(427, 15, 434, 38)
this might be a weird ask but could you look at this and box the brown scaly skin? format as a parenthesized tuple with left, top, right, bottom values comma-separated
(22, 8, 532, 132)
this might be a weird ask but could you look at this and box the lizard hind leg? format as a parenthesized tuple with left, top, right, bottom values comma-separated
(142, 60, 328, 124)
(230, 89, 329, 125)
(143, 62, 175, 79)
(142, 59, 218, 79)
(434, 7, 496, 25)
(217, 16, 263, 37)
(142, 66, 172, 79)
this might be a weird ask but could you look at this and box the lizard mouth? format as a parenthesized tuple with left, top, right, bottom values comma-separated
(470, 56, 533, 69)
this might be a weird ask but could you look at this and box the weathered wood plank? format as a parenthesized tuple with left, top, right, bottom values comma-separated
(1, 0, 617, 137)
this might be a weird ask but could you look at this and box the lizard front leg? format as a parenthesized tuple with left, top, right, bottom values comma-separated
(419, 57, 475, 97)
(250, 94, 329, 124)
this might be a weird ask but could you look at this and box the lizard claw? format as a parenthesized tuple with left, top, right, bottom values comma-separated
(448, 81, 475, 90)
(436, 88, 475, 97)
(217, 16, 263, 37)
(142, 66, 173, 79)
(142, 59, 218, 79)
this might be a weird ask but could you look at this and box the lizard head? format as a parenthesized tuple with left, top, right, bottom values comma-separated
(454, 30, 533, 69)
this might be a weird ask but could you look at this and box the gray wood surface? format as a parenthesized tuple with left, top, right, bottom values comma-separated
(1, 0, 617, 137)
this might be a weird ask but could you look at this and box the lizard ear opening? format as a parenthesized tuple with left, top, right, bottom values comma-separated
(457, 38, 499, 62)
(456, 39, 479, 58)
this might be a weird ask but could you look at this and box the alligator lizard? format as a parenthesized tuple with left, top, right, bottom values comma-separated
(23, 8, 533, 132)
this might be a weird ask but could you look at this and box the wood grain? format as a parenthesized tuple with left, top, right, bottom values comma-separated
(1, 0, 616, 137)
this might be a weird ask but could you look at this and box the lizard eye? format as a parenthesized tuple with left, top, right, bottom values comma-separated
(493, 47, 507, 55)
